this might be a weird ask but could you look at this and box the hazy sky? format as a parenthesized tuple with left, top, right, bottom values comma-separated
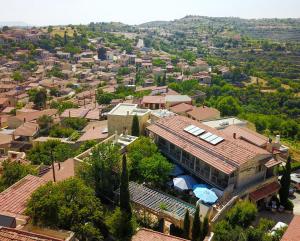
(1, 0, 300, 26)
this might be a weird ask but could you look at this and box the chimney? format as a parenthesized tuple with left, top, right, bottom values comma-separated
(233, 133, 236, 139)
(93, 126, 95, 130)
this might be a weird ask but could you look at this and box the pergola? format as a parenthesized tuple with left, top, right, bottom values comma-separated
(115, 182, 196, 227)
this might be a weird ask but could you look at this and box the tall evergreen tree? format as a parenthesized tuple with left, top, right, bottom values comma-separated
(279, 156, 292, 206)
(192, 205, 202, 241)
(131, 115, 140, 136)
(183, 209, 190, 239)
(201, 215, 209, 241)
(64, 30, 68, 45)
(120, 154, 132, 217)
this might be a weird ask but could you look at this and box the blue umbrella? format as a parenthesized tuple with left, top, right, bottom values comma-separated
(193, 184, 218, 204)
(170, 165, 185, 177)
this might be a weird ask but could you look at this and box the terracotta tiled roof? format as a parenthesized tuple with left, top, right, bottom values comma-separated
(85, 108, 100, 120)
(14, 122, 39, 137)
(0, 175, 47, 216)
(77, 126, 108, 142)
(142, 96, 165, 104)
(14, 109, 58, 122)
(222, 125, 268, 147)
(132, 228, 189, 241)
(186, 106, 220, 121)
(265, 158, 282, 168)
(0, 133, 12, 145)
(60, 108, 90, 118)
(147, 116, 271, 174)
(281, 215, 300, 241)
(170, 103, 194, 113)
(41, 159, 75, 182)
(0, 227, 63, 241)
(249, 181, 280, 202)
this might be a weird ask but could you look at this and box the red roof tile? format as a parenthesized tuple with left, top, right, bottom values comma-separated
(170, 103, 193, 113)
(0, 175, 47, 216)
(281, 215, 300, 241)
(249, 181, 280, 202)
(186, 106, 220, 121)
(132, 228, 189, 241)
(142, 96, 165, 104)
(0, 227, 63, 241)
(147, 116, 271, 174)
(222, 125, 268, 147)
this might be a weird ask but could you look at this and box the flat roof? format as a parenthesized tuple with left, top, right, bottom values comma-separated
(108, 103, 150, 116)
(202, 117, 247, 129)
(165, 95, 191, 102)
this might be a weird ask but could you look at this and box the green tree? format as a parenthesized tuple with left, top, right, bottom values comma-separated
(27, 140, 72, 168)
(201, 215, 209, 241)
(120, 154, 132, 217)
(127, 137, 158, 178)
(33, 89, 47, 110)
(226, 201, 257, 228)
(138, 153, 173, 187)
(0, 161, 37, 191)
(12, 71, 23, 82)
(96, 89, 114, 105)
(26, 178, 104, 240)
(61, 117, 87, 130)
(217, 96, 241, 116)
(78, 142, 121, 200)
(192, 205, 202, 241)
(131, 115, 140, 136)
(37, 115, 53, 134)
(279, 156, 292, 207)
(106, 207, 136, 241)
(183, 209, 190, 239)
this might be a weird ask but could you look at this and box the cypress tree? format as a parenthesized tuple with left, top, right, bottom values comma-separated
(201, 215, 209, 241)
(279, 156, 292, 206)
(183, 209, 190, 239)
(120, 154, 132, 217)
(131, 115, 140, 136)
(192, 205, 202, 241)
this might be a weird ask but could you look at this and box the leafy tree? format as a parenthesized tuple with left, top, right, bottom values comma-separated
(33, 89, 47, 110)
(183, 209, 190, 239)
(26, 178, 105, 240)
(201, 215, 209, 241)
(226, 201, 257, 228)
(12, 71, 24, 82)
(96, 89, 114, 104)
(217, 96, 241, 116)
(131, 115, 140, 136)
(50, 100, 78, 114)
(279, 156, 292, 207)
(138, 153, 173, 187)
(97, 47, 107, 60)
(27, 140, 72, 167)
(37, 115, 53, 134)
(105, 207, 136, 241)
(78, 142, 121, 200)
(192, 205, 202, 241)
(0, 161, 37, 191)
(49, 125, 75, 138)
(120, 154, 132, 217)
(61, 117, 87, 131)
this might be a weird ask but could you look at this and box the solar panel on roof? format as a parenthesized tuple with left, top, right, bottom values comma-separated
(184, 125, 196, 132)
(192, 128, 205, 136)
(211, 137, 224, 145)
(200, 132, 213, 140)
(205, 134, 219, 142)
(187, 128, 199, 135)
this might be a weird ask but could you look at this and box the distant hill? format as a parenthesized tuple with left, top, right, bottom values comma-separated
(0, 21, 30, 27)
